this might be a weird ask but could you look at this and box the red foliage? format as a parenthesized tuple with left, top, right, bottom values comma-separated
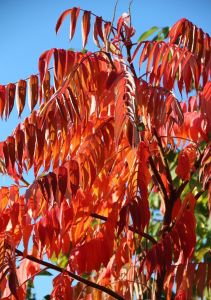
(0, 6, 210, 300)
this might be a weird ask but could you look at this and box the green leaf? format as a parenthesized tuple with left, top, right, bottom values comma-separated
(138, 26, 159, 42)
(137, 122, 145, 132)
(161, 26, 169, 38)
(50, 251, 69, 268)
(37, 270, 52, 276)
(82, 272, 89, 279)
(195, 247, 210, 261)
(152, 26, 169, 41)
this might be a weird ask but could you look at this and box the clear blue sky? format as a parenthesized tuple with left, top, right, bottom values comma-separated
(0, 0, 210, 299)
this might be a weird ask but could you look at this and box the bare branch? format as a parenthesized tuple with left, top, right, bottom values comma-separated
(15, 249, 124, 300)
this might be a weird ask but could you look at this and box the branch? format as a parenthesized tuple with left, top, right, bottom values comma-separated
(19, 176, 30, 187)
(126, 44, 137, 79)
(90, 213, 157, 244)
(108, 0, 119, 41)
(148, 156, 169, 206)
(15, 249, 124, 300)
(153, 129, 174, 194)
(128, 0, 134, 27)
(195, 190, 206, 200)
(174, 180, 188, 200)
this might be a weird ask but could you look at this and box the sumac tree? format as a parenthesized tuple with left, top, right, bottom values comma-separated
(0, 4, 210, 300)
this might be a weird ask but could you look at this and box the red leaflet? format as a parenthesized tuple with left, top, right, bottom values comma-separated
(58, 166, 68, 201)
(55, 8, 73, 34)
(70, 7, 80, 40)
(5, 83, 16, 119)
(16, 80, 26, 117)
(15, 128, 24, 168)
(176, 145, 197, 180)
(6, 136, 16, 171)
(51, 273, 73, 300)
(0, 85, 6, 118)
(28, 75, 38, 112)
(106, 70, 118, 90)
(42, 70, 51, 103)
(70, 221, 114, 274)
(82, 11, 91, 48)
(0, 7, 210, 300)
(24, 122, 36, 170)
(93, 16, 104, 47)
(38, 48, 55, 86)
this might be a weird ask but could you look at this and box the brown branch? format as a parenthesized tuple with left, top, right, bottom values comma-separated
(90, 213, 157, 245)
(19, 176, 30, 187)
(126, 44, 137, 79)
(148, 156, 169, 206)
(174, 180, 188, 200)
(108, 0, 119, 41)
(195, 190, 206, 201)
(153, 129, 174, 194)
(128, 0, 134, 27)
(15, 249, 124, 300)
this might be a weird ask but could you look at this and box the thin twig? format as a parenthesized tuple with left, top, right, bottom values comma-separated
(128, 0, 134, 27)
(15, 249, 124, 300)
(90, 213, 157, 244)
(160, 135, 199, 146)
(19, 176, 30, 187)
(126, 45, 137, 79)
(108, 0, 119, 41)
(195, 190, 206, 200)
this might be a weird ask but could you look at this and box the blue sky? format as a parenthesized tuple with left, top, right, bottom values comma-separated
(0, 0, 210, 299)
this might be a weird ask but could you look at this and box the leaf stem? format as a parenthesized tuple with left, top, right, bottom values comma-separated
(90, 213, 157, 244)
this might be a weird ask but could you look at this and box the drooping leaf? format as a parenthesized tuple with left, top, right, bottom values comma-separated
(5, 83, 16, 119)
(28, 75, 39, 112)
(55, 8, 72, 34)
(70, 7, 80, 40)
(81, 10, 91, 48)
(0, 85, 6, 118)
(138, 26, 159, 42)
(16, 80, 27, 117)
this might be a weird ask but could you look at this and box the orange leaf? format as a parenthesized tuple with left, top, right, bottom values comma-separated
(24, 122, 35, 170)
(15, 128, 24, 168)
(93, 16, 103, 47)
(5, 83, 16, 118)
(82, 11, 91, 48)
(176, 145, 197, 180)
(7, 136, 16, 170)
(16, 80, 26, 117)
(58, 166, 68, 201)
(70, 7, 80, 40)
(0, 85, 6, 118)
(55, 8, 72, 34)
(28, 75, 38, 112)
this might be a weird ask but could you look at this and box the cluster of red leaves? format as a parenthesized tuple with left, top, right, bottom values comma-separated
(0, 6, 210, 300)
